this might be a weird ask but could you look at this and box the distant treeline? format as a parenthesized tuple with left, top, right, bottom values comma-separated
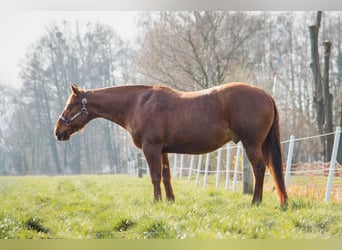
(1, 11, 342, 175)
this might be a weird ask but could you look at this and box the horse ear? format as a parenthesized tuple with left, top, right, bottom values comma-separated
(71, 84, 81, 96)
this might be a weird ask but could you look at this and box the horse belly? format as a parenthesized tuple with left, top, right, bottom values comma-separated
(163, 126, 236, 155)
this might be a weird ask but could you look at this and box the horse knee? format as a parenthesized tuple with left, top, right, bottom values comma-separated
(253, 163, 266, 177)
(151, 176, 161, 184)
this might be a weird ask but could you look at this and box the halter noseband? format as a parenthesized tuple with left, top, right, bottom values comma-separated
(59, 92, 88, 131)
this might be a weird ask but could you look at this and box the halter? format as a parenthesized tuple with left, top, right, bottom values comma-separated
(59, 92, 88, 131)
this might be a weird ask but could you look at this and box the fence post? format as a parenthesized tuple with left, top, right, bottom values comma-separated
(173, 154, 177, 180)
(128, 160, 132, 176)
(203, 153, 210, 189)
(242, 148, 253, 194)
(132, 161, 134, 176)
(195, 155, 203, 187)
(127, 161, 130, 176)
(113, 163, 117, 174)
(225, 143, 232, 190)
(216, 149, 222, 189)
(145, 160, 149, 176)
(137, 152, 143, 178)
(232, 142, 242, 192)
(179, 155, 184, 179)
(325, 126, 341, 203)
(285, 135, 295, 188)
(188, 155, 195, 183)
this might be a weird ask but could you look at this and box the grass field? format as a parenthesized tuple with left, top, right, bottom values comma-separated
(0, 175, 341, 239)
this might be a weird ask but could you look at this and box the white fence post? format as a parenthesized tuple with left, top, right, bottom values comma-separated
(195, 155, 203, 187)
(232, 142, 242, 192)
(203, 153, 211, 189)
(285, 135, 295, 188)
(225, 144, 232, 190)
(179, 154, 184, 179)
(127, 161, 130, 176)
(216, 149, 222, 189)
(187, 155, 195, 183)
(325, 127, 341, 203)
(131, 161, 133, 176)
(128, 160, 133, 176)
(145, 160, 150, 176)
(173, 154, 177, 180)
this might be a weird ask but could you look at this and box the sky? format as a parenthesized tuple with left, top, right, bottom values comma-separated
(1, 0, 340, 89)
(0, 11, 140, 88)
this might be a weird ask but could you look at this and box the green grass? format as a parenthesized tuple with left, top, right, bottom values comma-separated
(0, 175, 341, 239)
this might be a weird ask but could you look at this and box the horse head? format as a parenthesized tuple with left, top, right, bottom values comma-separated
(54, 84, 91, 141)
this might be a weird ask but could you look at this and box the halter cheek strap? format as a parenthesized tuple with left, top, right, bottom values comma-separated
(59, 92, 88, 130)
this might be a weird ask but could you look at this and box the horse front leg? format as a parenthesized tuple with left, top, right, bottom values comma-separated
(142, 143, 163, 201)
(162, 153, 175, 201)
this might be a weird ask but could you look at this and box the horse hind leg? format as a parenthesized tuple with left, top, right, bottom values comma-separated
(244, 145, 266, 204)
(162, 153, 175, 201)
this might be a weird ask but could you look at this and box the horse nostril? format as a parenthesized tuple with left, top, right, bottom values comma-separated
(57, 131, 68, 141)
(54, 128, 60, 139)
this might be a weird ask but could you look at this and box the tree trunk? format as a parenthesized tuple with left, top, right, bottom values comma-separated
(309, 11, 325, 159)
(71, 137, 81, 174)
(322, 40, 334, 161)
(41, 85, 62, 174)
(104, 123, 117, 173)
(337, 42, 342, 164)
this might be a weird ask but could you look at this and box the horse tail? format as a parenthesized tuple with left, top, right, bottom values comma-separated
(263, 100, 288, 205)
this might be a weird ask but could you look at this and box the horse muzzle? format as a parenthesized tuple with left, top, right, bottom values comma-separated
(55, 129, 70, 141)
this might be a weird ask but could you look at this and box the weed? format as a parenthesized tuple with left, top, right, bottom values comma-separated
(293, 217, 314, 232)
(95, 230, 115, 239)
(114, 218, 136, 232)
(24, 216, 50, 234)
(142, 220, 175, 239)
(292, 215, 336, 234)
(289, 198, 313, 210)
(314, 215, 336, 232)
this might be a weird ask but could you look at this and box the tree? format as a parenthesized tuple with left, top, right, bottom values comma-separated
(136, 11, 264, 91)
(4, 21, 138, 174)
(309, 12, 325, 155)
(322, 40, 333, 161)
(0, 84, 17, 174)
(309, 11, 334, 161)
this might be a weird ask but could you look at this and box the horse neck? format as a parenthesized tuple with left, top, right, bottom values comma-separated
(88, 85, 147, 128)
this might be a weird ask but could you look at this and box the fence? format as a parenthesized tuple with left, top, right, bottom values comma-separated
(127, 127, 342, 202)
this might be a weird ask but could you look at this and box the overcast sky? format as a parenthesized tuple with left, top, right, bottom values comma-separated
(0, 11, 139, 88)
(1, 0, 340, 89)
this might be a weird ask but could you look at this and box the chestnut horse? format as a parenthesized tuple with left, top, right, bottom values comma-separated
(54, 82, 288, 205)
